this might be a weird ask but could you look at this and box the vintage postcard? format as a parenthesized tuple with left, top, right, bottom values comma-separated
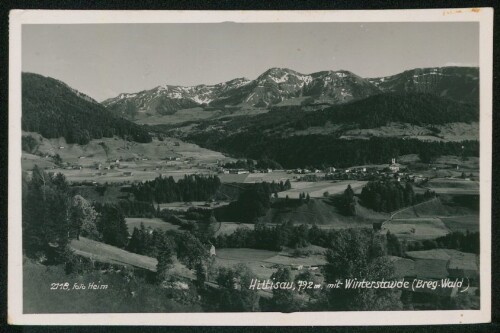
(8, 9, 493, 325)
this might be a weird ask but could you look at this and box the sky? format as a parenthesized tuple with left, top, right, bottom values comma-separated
(22, 22, 479, 102)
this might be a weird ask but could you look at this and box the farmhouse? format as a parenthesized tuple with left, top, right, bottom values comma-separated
(123, 171, 133, 176)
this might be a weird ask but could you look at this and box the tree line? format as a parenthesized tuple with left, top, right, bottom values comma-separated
(127, 174, 222, 203)
(94, 200, 157, 218)
(405, 230, 479, 254)
(214, 181, 291, 223)
(359, 180, 421, 213)
(222, 158, 283, 170)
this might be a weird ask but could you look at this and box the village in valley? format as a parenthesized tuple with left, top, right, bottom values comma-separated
(22, 127, 480, 311)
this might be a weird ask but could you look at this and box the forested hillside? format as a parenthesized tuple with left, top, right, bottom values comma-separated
(22, 73, 152, 144)
(299, 92, 478, 129)
(186, 133, 478, 168)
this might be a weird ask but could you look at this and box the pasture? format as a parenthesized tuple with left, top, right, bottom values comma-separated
(70, 237, 157, 271)
(243, 171, 294, 183)
(125, 218, 181, 234)
(22, 132, 233, 183)
(425, 178, 479, 195)
(384, 218, 450, 241)
(405, 249, 478, 279)
(277, 180, 367, 199)
(440, 215, 479, 233)
(215, 248, 279, 280)
(214, 222, 255, 237)
(159, 201, 230, 212)
(214, 247, 327, 280)
(69, 237, 194, 280)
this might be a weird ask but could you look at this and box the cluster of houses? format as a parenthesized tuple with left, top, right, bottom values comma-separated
(213, 158, 431, 185)
(217, 168, 275, 175)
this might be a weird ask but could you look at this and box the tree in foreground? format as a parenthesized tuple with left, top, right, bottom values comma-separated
(23, 166, 71, 264)
(96, 204, 129, 248)
(156, 244, 175, 284)
(324, 228, 403, 311)
(208, 264, 259, 312)
(268, 267, 304, 312)
(176, 232, 209, 270)
(68, 195, 99, 240)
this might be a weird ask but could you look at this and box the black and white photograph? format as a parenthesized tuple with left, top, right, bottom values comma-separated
(8, 9, 493, 325)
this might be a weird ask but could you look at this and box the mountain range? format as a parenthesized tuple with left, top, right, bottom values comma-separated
(102, 66, 479, 119)
(22, 68, 480, 169)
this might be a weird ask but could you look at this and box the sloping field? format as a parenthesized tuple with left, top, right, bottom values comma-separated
(218, 173, 249, 183)
(216, 248, 278, 261)
(262, 198, 379, 227)
(387, 256, 415, 278)
(405, 249, 478, 279)
(434, 155, 480, 169)
(215, 247, 327, 280)
(125, 218, 180, 234)
(69, 237, 194, 279)
(277, 180, 367, 199)
(406, 249, 454, 261)
(446, 249, 479, 278)
(22, 132, 233, 182)
(392, 198, 449, 219)
(354, 201, 390, 220)
(244, 171, 293, 184)
(263, 253, 327, 267)
(22, 153, 57, 170)
(425, 178, 479, 195)
(384, 218, 450, 240)
(70, 237, 157, 271)
(159, 201, 230, 212)
(214, 222, 255, 237)
(215, 248, 279, 279)
(392, 198, 478, 221)
(441, 215, 479, 233)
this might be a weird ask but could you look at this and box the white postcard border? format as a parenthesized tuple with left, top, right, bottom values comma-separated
(8, 8, 493, 326)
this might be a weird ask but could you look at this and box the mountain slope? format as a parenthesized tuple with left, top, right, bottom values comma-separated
(102, 77, 252, 118)
(22, 73, 152, 144)
(166, 92, 478, 139)
(368, 67, 479, 105)
(102, 67, 383, 118)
